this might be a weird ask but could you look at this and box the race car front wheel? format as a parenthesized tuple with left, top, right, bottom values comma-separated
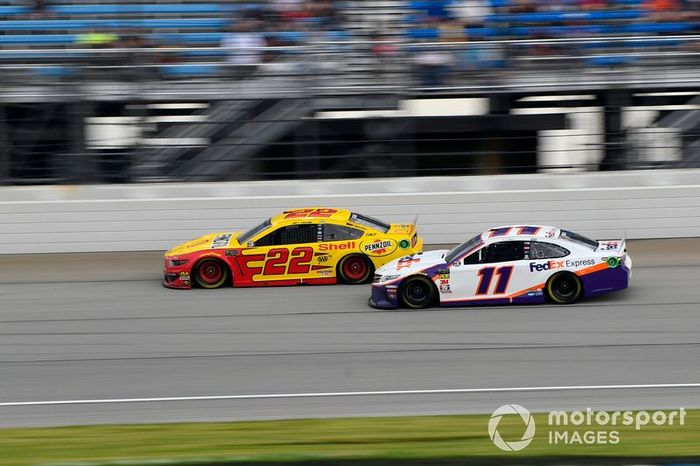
(338, 254, 373, 284)
(400, 276, 437, 309)
(546, 272, 582, 304)
(194, 258, 229, 289)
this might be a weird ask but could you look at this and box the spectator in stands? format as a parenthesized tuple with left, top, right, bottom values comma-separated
(644, 0, 681, 20)
(371, 32, 400, 78)
(75, 30, 119, 49)
(424, 0, 453, 19)
(221, 19, 267, 79)
(117, 31, 159, 80)
(27, 0, 49, 18)
(73, 29, 121, 80)
(413, 18, 456, 87)
(505, 0, 538, 15)
(450, 0, 493, 27)
(578, 0, 609, 10)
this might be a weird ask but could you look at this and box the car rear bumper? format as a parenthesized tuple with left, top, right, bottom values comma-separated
(581, 255, 631, 298)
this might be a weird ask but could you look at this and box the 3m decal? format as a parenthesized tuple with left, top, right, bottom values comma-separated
(476, 266, 514, 295)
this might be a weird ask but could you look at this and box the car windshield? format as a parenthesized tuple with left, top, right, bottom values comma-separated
(239, 218, 272, 243)
(349, 212, 390, 233)
(560, 229, 599, 250)
(445, 234, 483, 263)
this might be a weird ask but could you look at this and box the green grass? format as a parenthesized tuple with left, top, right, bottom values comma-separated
(1, 411, 699, 466)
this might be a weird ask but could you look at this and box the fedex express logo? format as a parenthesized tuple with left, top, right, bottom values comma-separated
(529, 260, 565, 272)
(530, 259, 595, 272)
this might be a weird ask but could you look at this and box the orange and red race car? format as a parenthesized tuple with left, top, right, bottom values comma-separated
(163, 207, 423, 289)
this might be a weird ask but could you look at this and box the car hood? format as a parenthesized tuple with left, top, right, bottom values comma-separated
(376, 249, 449, 277)
(165, 232, 242, 256)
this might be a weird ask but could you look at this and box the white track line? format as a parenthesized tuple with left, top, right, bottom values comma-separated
(1, 383, 699, 407)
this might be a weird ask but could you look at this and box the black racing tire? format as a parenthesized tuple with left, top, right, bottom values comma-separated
(337, 254, 374, 284)
(546, 272, 583, 304)
(400, 275, 437, 309)
(193, 258, 230, 289)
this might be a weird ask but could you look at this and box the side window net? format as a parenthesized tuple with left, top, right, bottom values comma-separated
(278, 225, 318, 245)
(323, 224, 363, 241)
(529, 242, 570, 260)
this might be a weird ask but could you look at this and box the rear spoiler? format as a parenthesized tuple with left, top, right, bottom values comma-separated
(596, 235, 626, 254)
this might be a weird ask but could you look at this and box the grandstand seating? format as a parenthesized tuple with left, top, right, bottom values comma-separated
(0, 0, 697, 80)
(0, 1, 352, 78)
(405, 0, 699, 71)
(406, 0, 699, 40)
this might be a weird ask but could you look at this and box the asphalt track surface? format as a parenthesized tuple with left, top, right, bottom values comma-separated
(1, 240, 700, 427)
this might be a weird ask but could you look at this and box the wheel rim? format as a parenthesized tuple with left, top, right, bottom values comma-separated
(343, 257, 368, 281)
(198, 260, 224, 286)
(553, 275, 578, 300)
(405, 280, 430, 305)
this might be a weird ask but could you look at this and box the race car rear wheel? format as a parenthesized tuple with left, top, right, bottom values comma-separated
(400, 275, 437, 309)
(194, 258, 229, 289)
(338, 254, 373, 284)
(546, 272, 582, 304)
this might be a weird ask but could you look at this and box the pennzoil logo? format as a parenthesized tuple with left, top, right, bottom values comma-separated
(361, 239, 397, 257)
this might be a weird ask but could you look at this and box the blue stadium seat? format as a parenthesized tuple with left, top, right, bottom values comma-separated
(53, 4, 236, 15)
(0, 34, 78, 45)
(486, 10, 645, 22)
(406, 28, 440, 39)
(151, 32, 225, 44)
(159, 63, 219, 77)
(622, 22, 696, 33)
(0, 18, 228, 30)
(588, 55, 639, 66)
(32, 65, 79, 78)
(582, 39, 684, 48)
(0, 33, 224, 45)
(0, 6, 29, 15)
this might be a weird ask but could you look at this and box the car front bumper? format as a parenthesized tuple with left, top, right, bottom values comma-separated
(369, 283, 400, 309)
(162, 260, 193, 289)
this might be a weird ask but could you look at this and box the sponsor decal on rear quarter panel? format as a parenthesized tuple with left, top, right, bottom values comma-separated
(361, 238, 398, 257)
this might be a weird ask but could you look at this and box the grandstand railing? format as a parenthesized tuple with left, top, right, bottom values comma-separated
(0, 35, 699, 96)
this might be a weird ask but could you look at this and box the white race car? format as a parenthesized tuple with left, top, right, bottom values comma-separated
(369, 225, 631, 309)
